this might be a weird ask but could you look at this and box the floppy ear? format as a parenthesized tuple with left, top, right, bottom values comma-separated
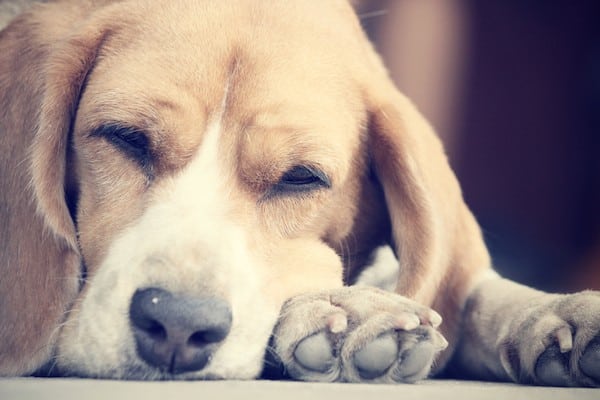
(0, 5, 108, 375)
(358, 66, 491, 325)
(352, 75, 493, 368)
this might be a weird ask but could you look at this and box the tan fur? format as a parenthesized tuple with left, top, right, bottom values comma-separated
(1, 0, 598, 386)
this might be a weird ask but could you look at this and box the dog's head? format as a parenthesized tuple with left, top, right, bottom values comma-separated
(0, 0, 488, 379)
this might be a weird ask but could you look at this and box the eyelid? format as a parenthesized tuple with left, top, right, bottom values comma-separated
(279, 165, 331, 187)
(90, 123, 143, 140)
(90, 123, 154, 176)
(264, 164, 331, 200)
(302, 165, 331, 187)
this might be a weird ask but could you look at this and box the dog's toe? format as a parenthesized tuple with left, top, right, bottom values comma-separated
(348, 326, 444, 383)
(535, 344, 571, 386)
(580, 336, 600, 382)
(354, 333, 398, 379)
(294, 332, 335, 373)
(352, 331, 436, 382)
(534, 335, 600, 387)
(393, 340, 436, 382)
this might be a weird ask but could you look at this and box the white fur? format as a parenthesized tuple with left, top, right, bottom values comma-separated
(355, 245, 400, 292)
(56, 83, 280, 379)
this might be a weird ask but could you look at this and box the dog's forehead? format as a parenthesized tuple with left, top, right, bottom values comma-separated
(79, 0, 366, 166)
(94, 0, 363, 97)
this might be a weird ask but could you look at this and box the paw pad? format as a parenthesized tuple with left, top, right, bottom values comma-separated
(354, 333, 398, 379)
(580, 336, 600, 382)
(294, 332, 335, 373)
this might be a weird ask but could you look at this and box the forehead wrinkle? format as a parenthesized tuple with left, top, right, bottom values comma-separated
(82, 92, 170, 129)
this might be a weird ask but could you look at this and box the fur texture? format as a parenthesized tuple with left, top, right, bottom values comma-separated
(0, 0, 598, 386)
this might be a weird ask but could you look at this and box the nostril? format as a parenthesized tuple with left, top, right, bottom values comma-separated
(130, 290, 169, 342)
(187, 332, 206, 348)
(145, 319, 167, 342)
(188, 328, 228, 347)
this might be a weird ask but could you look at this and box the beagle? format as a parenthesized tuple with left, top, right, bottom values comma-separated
(1, 0, 599, 386)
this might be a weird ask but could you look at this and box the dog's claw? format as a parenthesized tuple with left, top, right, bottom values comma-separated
(294, 332, 335, 373)
(327, 313, 348, 334)
(421, 310, 443, 328)
(554, 325, 573, 353)
(394, 313, 420, 331)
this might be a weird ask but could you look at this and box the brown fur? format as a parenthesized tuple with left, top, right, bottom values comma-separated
(1, 0, 598, 386)
(0, 0, 486, 376)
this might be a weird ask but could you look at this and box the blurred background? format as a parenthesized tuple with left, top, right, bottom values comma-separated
(357, 0, 600, 292)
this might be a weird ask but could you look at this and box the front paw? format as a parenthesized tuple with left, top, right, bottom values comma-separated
(500, 291, 600, 387)
(270, 287, 447, 383)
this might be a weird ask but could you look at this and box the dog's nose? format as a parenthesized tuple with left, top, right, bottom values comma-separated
(129, 287, 232, 374)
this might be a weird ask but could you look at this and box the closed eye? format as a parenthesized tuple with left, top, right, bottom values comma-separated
(273, 165, 331, 195)
(91, 123, 152, 171)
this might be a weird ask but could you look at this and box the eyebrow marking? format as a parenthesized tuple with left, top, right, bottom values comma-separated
(152, 97, 181, 113)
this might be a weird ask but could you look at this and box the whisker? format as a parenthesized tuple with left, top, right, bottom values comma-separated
(358, 9, 388, 20)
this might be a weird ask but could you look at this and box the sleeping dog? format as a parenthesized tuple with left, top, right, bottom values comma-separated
(1, 0, 599, 386)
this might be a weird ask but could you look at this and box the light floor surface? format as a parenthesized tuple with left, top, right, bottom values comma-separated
(1, 378, 598, 400)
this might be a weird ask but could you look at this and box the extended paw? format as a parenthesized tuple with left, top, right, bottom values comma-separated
(501, 291, 600, 387)
(271, 287, 447, 383)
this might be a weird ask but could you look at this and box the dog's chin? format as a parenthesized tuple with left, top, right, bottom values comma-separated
(48, 335, 268, 381)
(48, 358, 264, 381)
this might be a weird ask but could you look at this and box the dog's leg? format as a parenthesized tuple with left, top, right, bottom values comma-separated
(270, 286, 447, 383)
(454, 277, 600, 387)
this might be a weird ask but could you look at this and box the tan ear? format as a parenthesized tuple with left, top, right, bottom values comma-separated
(363, 75, 491, 307)
(0, 5, 107, 376)
(359, 78, 493, 368)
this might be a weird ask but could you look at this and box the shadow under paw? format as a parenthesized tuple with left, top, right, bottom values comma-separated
(580, 336, 600, 383)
